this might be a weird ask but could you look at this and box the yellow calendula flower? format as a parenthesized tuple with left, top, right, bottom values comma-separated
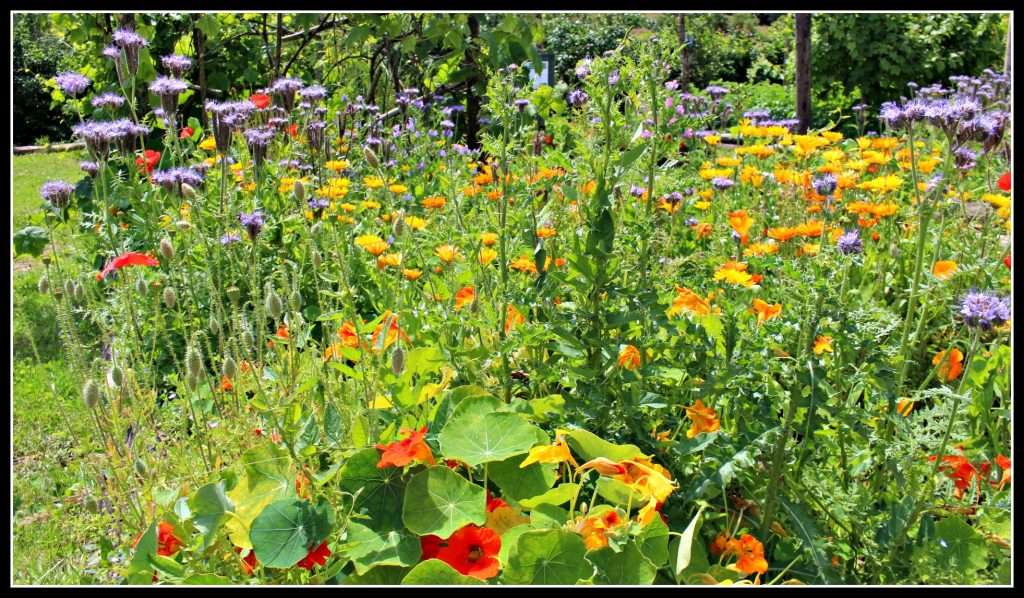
(481, 232, 498, 246)
(199, 137, 217, 151)
(325, 160, 350, 171)
(405, 215, 428, 231)
(856, 175, 904, 194)
(364, 175, 385, 189)
(434, 244, 461, 263)
(362, 200, 381, 210)
(376, 253, 403, 269)
(478, 248, 498, 265)
(388, 184, 408, 194)
(402, 268, 422, 280)
(703, 135, 722, 146)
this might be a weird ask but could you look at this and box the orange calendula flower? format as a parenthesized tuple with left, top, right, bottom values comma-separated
(727, 210, 755, 244)
(933, 348, 964, 382)
(481, 232, 498, 246)
(685, 399, 720, 438)
(509, 255, 538, 274)
(750, 299, 782, 326)
(618, 345, 642, 370)
(505, 305, 525, 334)
(454, 287, 476, 310)
(536, 225, 557, 239)
(434, 244, 462, 263)
(403, 268, 423, 280)
(813, 336, 834, 355)
(375, 426, 435, 468)
(743, 241, 779, 257)
(422, 195, 446, 209)
(714, 261, 758, 287)
(933, 260, 958, 280)
(520, 432, 578, 469)
(377, 252, 403, 269)
(472, 164, 494, 185)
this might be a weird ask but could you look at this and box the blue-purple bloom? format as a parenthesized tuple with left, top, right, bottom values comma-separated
(161, 54, 193, 77)
(568, 89, 589, 106)
(836, 230, 863, 255)
(151, 167, 205, 196)
(40, 181, 76, 208)
(91, 93, 125, 109)
(813, 174, 838, 196)
(608, 70, 620, 86)
(239, 211, 265, 239)
(79, 161, 99, 178)
(220, 233, 241, 246)
(55, 71, 91, 96)
(711, 177, 734, 191)
(299, 85, 328, 101)
(960, 290, 1011, 330)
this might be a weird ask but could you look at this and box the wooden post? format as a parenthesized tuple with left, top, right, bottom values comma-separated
(795, 13, 812, 134)
(678, 14, 691, 91)
(464, 14, 481, 150)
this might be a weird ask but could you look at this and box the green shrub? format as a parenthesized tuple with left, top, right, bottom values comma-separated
(13, 14, 77, 145)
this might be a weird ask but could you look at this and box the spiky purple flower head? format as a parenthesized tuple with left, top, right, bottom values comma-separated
(111, 29, 147, 77)
(55, 71, 91, 97)
(568, 89, 589, 106)
(813, 174, 838, 196)
(711, 177, 735, 191)
(575, 58, 592, 79)
(239, 210, 265, 240)
(705, 85, 729, 101)
(40, 181, 76, 208)
(79, 161, 99, 178)
(150, 76, 189, 116)
(161, 54, 193, 77)
(151, 166, 205, 196)
(91, 93, 125, 110)
(836, 230, 863, 255)
(608, 70, 620, 86)
(960, 290, 1011, 330)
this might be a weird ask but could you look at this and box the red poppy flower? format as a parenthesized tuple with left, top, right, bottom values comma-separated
(179, 126, 194, 138)
(287, 124, 298, 138)
(250, 93, 271, 109)
(1004, 254, 1011, 270)
(375, 427, 435, 468)
(136, 149, 161, 174)
(96, 251, 160, 281)
(295, 540, 331, 570)
(993, 455, 1011, 489)
(433, 524, 501, 580)
(997, 171, 1011, 191)
(545, 135, 553, 145)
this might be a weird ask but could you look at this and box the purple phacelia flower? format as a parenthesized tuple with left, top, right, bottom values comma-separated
(40, 181, 76, 208)
(836, 230, 863, 255)
(55, 71, 91, 96)
(960, 290, 1011, 330)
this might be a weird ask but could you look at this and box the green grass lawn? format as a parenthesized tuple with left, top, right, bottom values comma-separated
(13, 150, 86, 225)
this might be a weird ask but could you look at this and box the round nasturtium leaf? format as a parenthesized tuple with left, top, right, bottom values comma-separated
(504, 529, 593, 585)
(585, 541, 657, 585)
(250, 498, 334, 568)
(438, 411, 539, 467)
(402, 466, 486, 538)
(337, 447, 407, 532)
(402, 559, 487, 585)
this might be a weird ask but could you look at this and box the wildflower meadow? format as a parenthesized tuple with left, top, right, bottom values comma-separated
(10, 12, 1013, 586)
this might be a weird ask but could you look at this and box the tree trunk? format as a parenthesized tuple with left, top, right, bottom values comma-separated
(678, 14, 691, 91)
(193, 14, 208, 127)
(118, 13, 135, 30)
(795, 14, 812, 134)
(1005, 17, 1012, 77)
(464, 15, 482, 150)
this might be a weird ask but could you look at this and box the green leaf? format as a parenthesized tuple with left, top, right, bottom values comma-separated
(586, 541, 656, 585)
(566, 429, 645, 463)
(340, 565, 408, 585)
(779, 497, 841, 584)
(594, 477, 646, 507)
(402, 559, 487, 585)
(402, 466, 486, 538)
(340, 521, 421, 575)
(497, 524, 532, 564)
(180, 574, 232, 585)
(250, 498, 334, 568)
(13, 226, 49, 257)
(933, 516, 988, 572)
(337, 447, 407, 533)
(323, 400, 345, 448)
(439, 411, 539, 467)
(674, 506, 705, 582)
(504, 529, 593, 585)
(189, 481, 234, 550)
(635, 514, 670, 567)
(225, 443, 294, 550)
(487, 454, 557, 502)
(517, 483, 580, 510)
(125, 522, 159, 581)
(618, 141, 648, 170)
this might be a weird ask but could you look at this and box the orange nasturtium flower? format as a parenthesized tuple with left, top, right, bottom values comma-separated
(572, 509, 626, 550)
(685, 399, 720, 438)
(375, 426, 436, 468)
(424, 524, 501, 580)
(618, 345, 642, 370)
(728, 534, 770, 576)
(933, 260, 958, 280)
(993, 455, 1011, 490)
(727, 210, 755, 244)
(813, 335, 834, 355)
(749, 299, 783, 326)
(520, 432, 578, 469)
(505, 305, 525, 333)
(454, 287, 476, 310)
(933, 348, 964, 382)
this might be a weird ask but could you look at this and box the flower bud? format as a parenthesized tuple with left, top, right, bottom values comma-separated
(242, 329, 255, 355)
(310, 222, 322, 236)
(181, 183, 197, 200)
(136, 276, 149, 296)
(266, 292, 284, 321)
(163, 286, 177, 309)
(293, 179, 306, 202)
(185, 345, 203, 379)
(83, 379, 100, 409)
(312, 249, 323, 268)
(209, 316, 221, 336)
(289, 289, 302, 312)
(226, 286, 241, 304)
(391, 346, 405, 375)
(134, 456, 148, 477)
(187, 375, 199, 391)
(160, 237, 175, 261)
(111, 366, 125, 387)
(64, 279, 76, 299)
(363, 146, 379, 169)
(41, 255, 52, 266)
(222, 356, 237, 379)
(37, 276, 50, 295)
(392, 211, 406, 237)
(176, 220, 192, 231)
(52, 286, 64, 301)
(74, 282, 85, 303)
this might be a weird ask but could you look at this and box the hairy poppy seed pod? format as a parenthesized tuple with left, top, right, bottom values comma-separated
(185, 345, 203, 379)
(187, 375, 199, 391)
(222, 356, 237, 379)
(74, 282, 85, 303)
(267, 292, 284, 321)
(41, 254, 52, 266)
(289, 289, 302, 312)
(181, 183, 197, 200)
(310, 222, 322, 236)
(209, 315, 221, 335)
(176, 220, 192, 231)
(226, 285, 241, 304)
(37, 276, 50, 294)
(135, 276, 149, 296)
(293, 179, 306, 202)
(111, 366, 125, 387)
(163, 286, 177, 309)
(242, 329, 255, 354)
(64, 279, 76, 298)
(82, 379, 100, 409)
(392, 211, 406, 237)
(51, 286, 64, 301)
(363, 146, 379, 169)
(134, 456, 148, 477)
(312, 249, 323, 269)
(160, 237, 175, 261)
(391, 346, 405, 375)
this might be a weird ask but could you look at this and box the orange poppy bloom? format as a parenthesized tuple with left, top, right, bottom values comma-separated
(370, 311, 411, 351)
(454, 287, 476, 310)
(505, 305, 525, 334)
(375, 426, 435, 468)
(618, 345, 642, 370)
(933, 260, 958, 280)
(749, 299, 782, 326)
(933, 348, 964, 382)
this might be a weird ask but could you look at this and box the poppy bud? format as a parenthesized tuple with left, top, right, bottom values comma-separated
(392, 211, 406, 237)
(41, 255, 52, 266)
(176, 220, 192, 231)
(37, 276, 50, 295)
(267, 292, 284, 321)
(135, 276, 149, 296)
(242, 330, 255, 355)
(163, 286, 177, 309)
(289, 289, 302, 312)
(226, 285, 241, 304)
(160, 237, 175, 261)
(364, 146, 379, 169)
(209, 315, 221, 336)
(134, 456, 148, 478)
(312, 249, 323, 269)
(293, 179, 306, 202)
(74, 282, 85, 303)
(84, 496, 99, 513)
(187, 375, 199, 391)
(181, 183, 197, 200)
(82, 379, 100, 409)
(64, 279, 76, 299)
(186, 345, 203, 379)
(222, 356, 237, 379)
(111, 366, 124, 387)
(310, 222, 322, 236)
(391, 346, 405, 375)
